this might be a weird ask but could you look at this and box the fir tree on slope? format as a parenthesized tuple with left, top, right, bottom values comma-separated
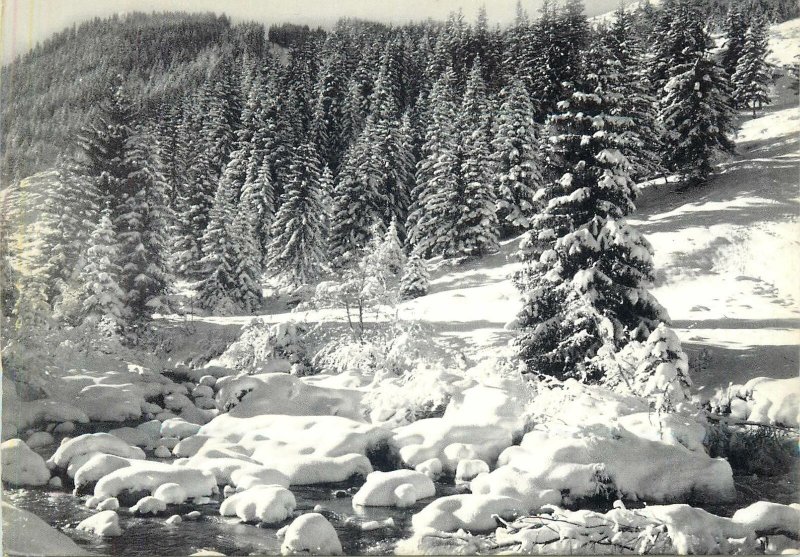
(118, 130, 174, 325)
(399, 246, 430, 300)
(658, 9, 735, 189)
(267, 142, 329, 288)
(720, 6, 749, 80)
(0, 218, 18, 320)
(732, 15, 772, 117)
(78, 207, 125, 332)
(491, 77, 542, 234)
(514, 47, 669, 382)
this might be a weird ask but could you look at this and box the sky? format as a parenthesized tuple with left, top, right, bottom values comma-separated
(0, 0, 624, 65)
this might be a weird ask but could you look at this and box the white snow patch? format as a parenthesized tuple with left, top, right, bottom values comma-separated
(76, 510, 123, 537)
(1, 438, 51, 486)
(277, 513, 343, 555)
(219, 484, 296, 523)
(352, 470, 435, 507)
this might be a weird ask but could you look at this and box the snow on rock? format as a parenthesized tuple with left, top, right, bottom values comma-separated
(219, 484, 296, 524)
(277, 513, 343, 555)
(2, 502, 89, 555)
(166, 514, 182, 525)
(26, 431, 55, 449)
(455, 459, 490, 482)
(352, 470, 436, 507)
(2, 376, 90, 437)
(394, 484, 418, 508)
(712, 377, 800, 427)
(617, 412, 707, 452)
(199, 375, 217, 387)
(192, 385, 214, 399)
(130, 495, 167, 515)
(96, 497, 120, 511)
(48, 433, 145, 471)
(470, 466, 563, 509)
(161, 417, 202, 439)
(137, 419, 164, 438)
(411, 494, 525, 533)
(76, 510, 123, 537)
(731, 501, 800, 537)
(94, 460, 216, 500)
(153, 482, 188, 504)
(443, 384, 526, 435)
(73, 454, 132, 489)
(215, 372, 363, 420)
(497, 428, 736, 503)
(48, 476, 62, 488)
(1, 439, 51, 486)
(154, 446, 172, 458)
(230, 467, 290, 490)
(414, 458, 443, 480)
(272, 453, 372, 485)
(53, 421, 76, 434)
(391, 420, 511, 472)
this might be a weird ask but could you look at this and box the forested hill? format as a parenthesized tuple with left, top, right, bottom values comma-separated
(0, 12, 269, 185)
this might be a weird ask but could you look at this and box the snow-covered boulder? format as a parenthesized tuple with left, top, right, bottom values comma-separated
(48, 433, 145, 471)
(26, 431, 55, 449)
(731, 501, 800, 536)
(130, 495, 167, 515)
(1, 439, 51, 486)
(154, 446, 172, 458)
(414, 458, 443, 480)
(470, 466, 562, 508)
(716, 377, 800, 427)
(411, 494, 524, 533)
(220, 485, 296, 524)
(109, 426, 156, 448)
(93, 461, 216, 500)
(153, 483, 188, 504)
(2, 502, 88, 555)
(230, 467, 290, 490)
(76, 510, 123, 537)
(272, 453, 372, 485)
(352, 470, 436, 507)
(455, 459, 490, 482)
(161, 417, 202, 439)
(96, 498, 119, 511)
(278, 513, 343, 555)
(73, 454, 132, 489)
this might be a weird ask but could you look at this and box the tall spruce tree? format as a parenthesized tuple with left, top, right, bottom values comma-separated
(658, 4, 735, 188)
(720, 7, 749, 79)
(267, 142, 329, 287)
(732, 15, 772, 116)
(79, 207, 125, 330)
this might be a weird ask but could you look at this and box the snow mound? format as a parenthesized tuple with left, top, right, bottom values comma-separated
(2, 502, 88, 555)
(96, 498, 119, 511)
(278, 513, 343, 555)
(731, 501, 800, 537)
(455, 459, 490, 482)
(352, 470, 436, 507)
(496, 428, 735, 503)
(73, 454, 132, 489)
(161, 417, 202, 439)
(76, 510, 123, 537)
(26, 431, 55, 449)
(131, 495, 167, 515)
(1, 439, 51, 486)
(411, 494, 525, 533)
(215, 373, 363, 419)
(109, 426, 156, 448)
(220, 484, 296, 524)
(713, 377, 800, 427)
(94, 460, 216, 500)
(230, 467, 290, 490)
(48, 433, 145, 471)
(153, 483, 188, 504)
(470, 466, 563, 508)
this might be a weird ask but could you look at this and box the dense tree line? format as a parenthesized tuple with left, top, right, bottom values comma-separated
(1, 0, 783, 385)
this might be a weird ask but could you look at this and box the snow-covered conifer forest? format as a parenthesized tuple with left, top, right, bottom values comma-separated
(1, 0, 799, 554)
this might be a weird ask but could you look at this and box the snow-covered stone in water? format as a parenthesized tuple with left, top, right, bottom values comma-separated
(97, 498, 119, 511)
(192, 385, 214, 399)
(278, 513, 343, 555)
(184, 510, 201, 520)
(190, 550, 225, 556)
(180, 405, 217, 426)
(26, 431, 55, 449)
(220, 485, 296, 524)
(3, 502, 88, 555)
(230, 467, 290, 490)
(158, 436, 180, 450)
(154, 446, 172, 458)
(470, 466, 563, 508)
(77, 510, 123, 536)
(411, 494, 524, 533)
(731, 501, 800, 537)
(85, 496, 101, 509)
(136, 419, 163, 439)
(94, 461, 216, 500)
(195, 496, 213, 504)
(154, 483, 188, 504)
(131, 495, 167, 515)
(161, 417, 202, 439)
(109, 426, 156, 448)
(352, 470, 435, 507)
(48, 476, 63, 488)
(53, 422, 76, 434)
(415, 458, 443, 480)
(73, 454, 132, 489)
(199, 375, 217, 387)
(48, 433, 144, 470)
(166, 514, 182, 525)
(394, 484, 417, 508)
(455, 459, 489, 482)
(1, 439, 51, 486)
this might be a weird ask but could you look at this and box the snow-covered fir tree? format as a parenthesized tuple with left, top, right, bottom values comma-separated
(514, 46, 669, 381)
(732, 15, 772, 117)
(267, 142, 329, 287)
(13, 273, 51, 335)
(658, 6, 735, 188)
(491, 77, 542, 234)
(720, 6, 749, 79)
(0, 218, 17, 320)
(367, 217, 406, 278)
(78, 207, 125, 331)
(173, 148, 216, 278)
(399, 246, 430, 300)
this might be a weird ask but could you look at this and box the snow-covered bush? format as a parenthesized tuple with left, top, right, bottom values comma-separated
(212, 319, 312, 375)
